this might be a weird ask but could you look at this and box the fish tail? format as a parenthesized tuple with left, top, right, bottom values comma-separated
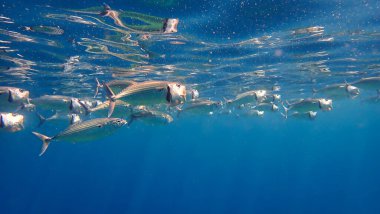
(32, 132, 52, 156)
(103, 83, 115, 98)
(94, 78, 102, 98)
(103, 84, 116, 117)
(312, 88, 317, 95)
(36, 112, 46, 127)
(281, 102, 289, 119)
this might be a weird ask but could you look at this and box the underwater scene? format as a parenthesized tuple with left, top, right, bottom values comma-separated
(1, 0, 380, 213)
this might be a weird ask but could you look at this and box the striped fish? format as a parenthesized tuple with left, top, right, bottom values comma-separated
(32, 117, 127, 156)
(104, 80, 186, 117)
(27, 25, 64, 35)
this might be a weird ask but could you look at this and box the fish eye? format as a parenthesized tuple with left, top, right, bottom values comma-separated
(19, 89, 24, 92)
(176, 84, 181, 88)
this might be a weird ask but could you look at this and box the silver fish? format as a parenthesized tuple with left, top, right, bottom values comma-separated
(104, 80, 186, 117)
(282, 111, 317, 120)
(225, 90, 267, 107)
(178, 99, 221, 116)
(361, 90, 380, 104)
(32, 118, 127, 156)
(31, 95, 85, 114)
(129, 106, 173, 125)
(0, 112, 24, 132)
(25, 25, 64, 35)
(0, 86, 29, 103)
(283, 98, 332, 116)
(253, 102, 279, 111)
(313, 83, 359, 99)
(351, 77, 380, 91)
(37, 112, 81, 127)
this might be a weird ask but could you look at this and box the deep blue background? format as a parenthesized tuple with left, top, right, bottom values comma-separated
(1, 101, 380, 214)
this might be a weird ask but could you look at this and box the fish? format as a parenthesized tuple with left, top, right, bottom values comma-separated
(243, 109, 265, 117)
(361, 90, 380, 104)
(104, 80, 186, 117)
(31, 95, 86, 114)
(0, 112, 24, 132)
(32, 117, 127, 156)
(253, 102, 279, 111)
(225, 90, 267, 107)
(313, 83, 360, 99)
(0, 86, 29, 103)
(281, 111, 317, 120)
(129, 106, 173, 125)
(24, 25, 64, 35)
(283, 98, 332, 117)
(351, 77, 380, 91)
(177, 99, 221, 116)
(36, 112, 81, 127)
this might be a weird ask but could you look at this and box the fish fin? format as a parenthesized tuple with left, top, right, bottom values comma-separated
(78, 101, 91, 115)
(94, 78, 102, 98)
(103, 83, 115, 98)
(312, 88, 317, 95)
(49, 112, 59, 120)
(107, 100, 116, 118)
(166, 86, 172, 103)
(281, 102, 289, 118)
(176, 107, 183, 118)
(32, 132, 52, 156)
(36, 112, 46, 127)
(14, 104, 23, 112)
(8, 90, 13, 102)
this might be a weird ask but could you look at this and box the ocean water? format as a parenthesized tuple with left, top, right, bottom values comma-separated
(1, 0, 380, 213)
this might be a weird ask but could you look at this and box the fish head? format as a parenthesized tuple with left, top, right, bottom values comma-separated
(346, 85, 360, 96)
(111, 118, 127, 127)
(70, 114, 81, 125)
(272, 104, 279, 111)
(8, 88, 29, 102)
(273, 94, 281, 101)
(163, 18, 179, 33)
(167, 83, 186, 105)
(257, 110, 265, 117)
(308, 111, 317, 120)
(318, 99, 333, 111)
(255, 90, 267, 102)
(0, 113, 24, 132)
(190, 89, 199, 100)
(69, 98, 83, 113)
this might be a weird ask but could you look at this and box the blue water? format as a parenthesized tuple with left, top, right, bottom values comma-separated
(1, 0, 380, 213)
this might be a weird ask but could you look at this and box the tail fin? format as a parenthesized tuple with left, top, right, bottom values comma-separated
(281, 102, 289, 119)
(104, 84, 116, 117)
(312, 88, 317, 95)
(94, 78, 102, 98)
(32, 132, 52, 156)
(36, 112, 46, 127)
